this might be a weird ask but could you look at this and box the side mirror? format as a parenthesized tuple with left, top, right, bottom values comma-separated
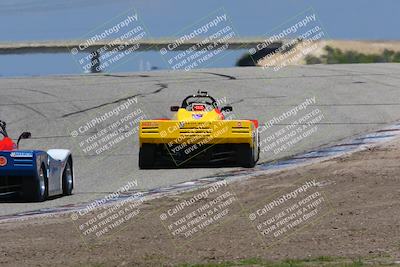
(221, 106, 233, 112)
(170, 106, 180, 112)
(17, 132, 31, 148)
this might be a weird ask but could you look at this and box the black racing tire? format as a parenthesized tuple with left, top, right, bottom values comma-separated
(236, 144, 256, 168)
(23, 164, 48, 202)
(62, 157, 73, 195)
(139, 144, 156, 169)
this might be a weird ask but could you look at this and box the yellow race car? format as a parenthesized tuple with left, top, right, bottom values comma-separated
(139, 91, 259, 168)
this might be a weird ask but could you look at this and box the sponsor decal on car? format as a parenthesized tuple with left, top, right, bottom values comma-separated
(10, 152, 33, 158)
(0, 156, 7, 166)
(192, 114, 203, 120)
(142, 121, 158, 127)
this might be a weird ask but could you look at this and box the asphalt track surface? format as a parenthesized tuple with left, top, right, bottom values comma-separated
(1, 63, 400, 216)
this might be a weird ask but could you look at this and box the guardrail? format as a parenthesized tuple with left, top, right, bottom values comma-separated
(0, 38, 282, 54)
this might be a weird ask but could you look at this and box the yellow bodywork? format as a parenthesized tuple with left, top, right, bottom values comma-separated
(139, 108, 255, 146)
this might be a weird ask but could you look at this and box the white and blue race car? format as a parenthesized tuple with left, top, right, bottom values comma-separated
(0, 120, 74, 202)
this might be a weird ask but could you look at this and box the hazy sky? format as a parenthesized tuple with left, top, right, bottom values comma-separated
(1, 0, 399, 41)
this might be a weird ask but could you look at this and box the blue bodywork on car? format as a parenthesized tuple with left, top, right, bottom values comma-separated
(0, 150, 47, 195)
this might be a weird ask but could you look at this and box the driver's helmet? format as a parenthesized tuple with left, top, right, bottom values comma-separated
(183, 94, 217, 112)
(0, 120, 16, 151)
(0, 137, 15, 151)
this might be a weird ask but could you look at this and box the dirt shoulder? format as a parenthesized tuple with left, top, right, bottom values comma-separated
(1, 138, 400, 267)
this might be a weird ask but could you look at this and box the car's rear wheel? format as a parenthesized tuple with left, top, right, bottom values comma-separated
(237, 144, 256, 168)
(23, 164, 48, 202)
(139, 144, 156, 169)
(62, 158, 73, 195)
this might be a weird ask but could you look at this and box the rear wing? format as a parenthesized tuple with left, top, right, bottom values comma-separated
(139, 120, 257, 146)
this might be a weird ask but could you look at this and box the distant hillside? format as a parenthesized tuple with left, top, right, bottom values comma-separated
(254, 40, 400, 67)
